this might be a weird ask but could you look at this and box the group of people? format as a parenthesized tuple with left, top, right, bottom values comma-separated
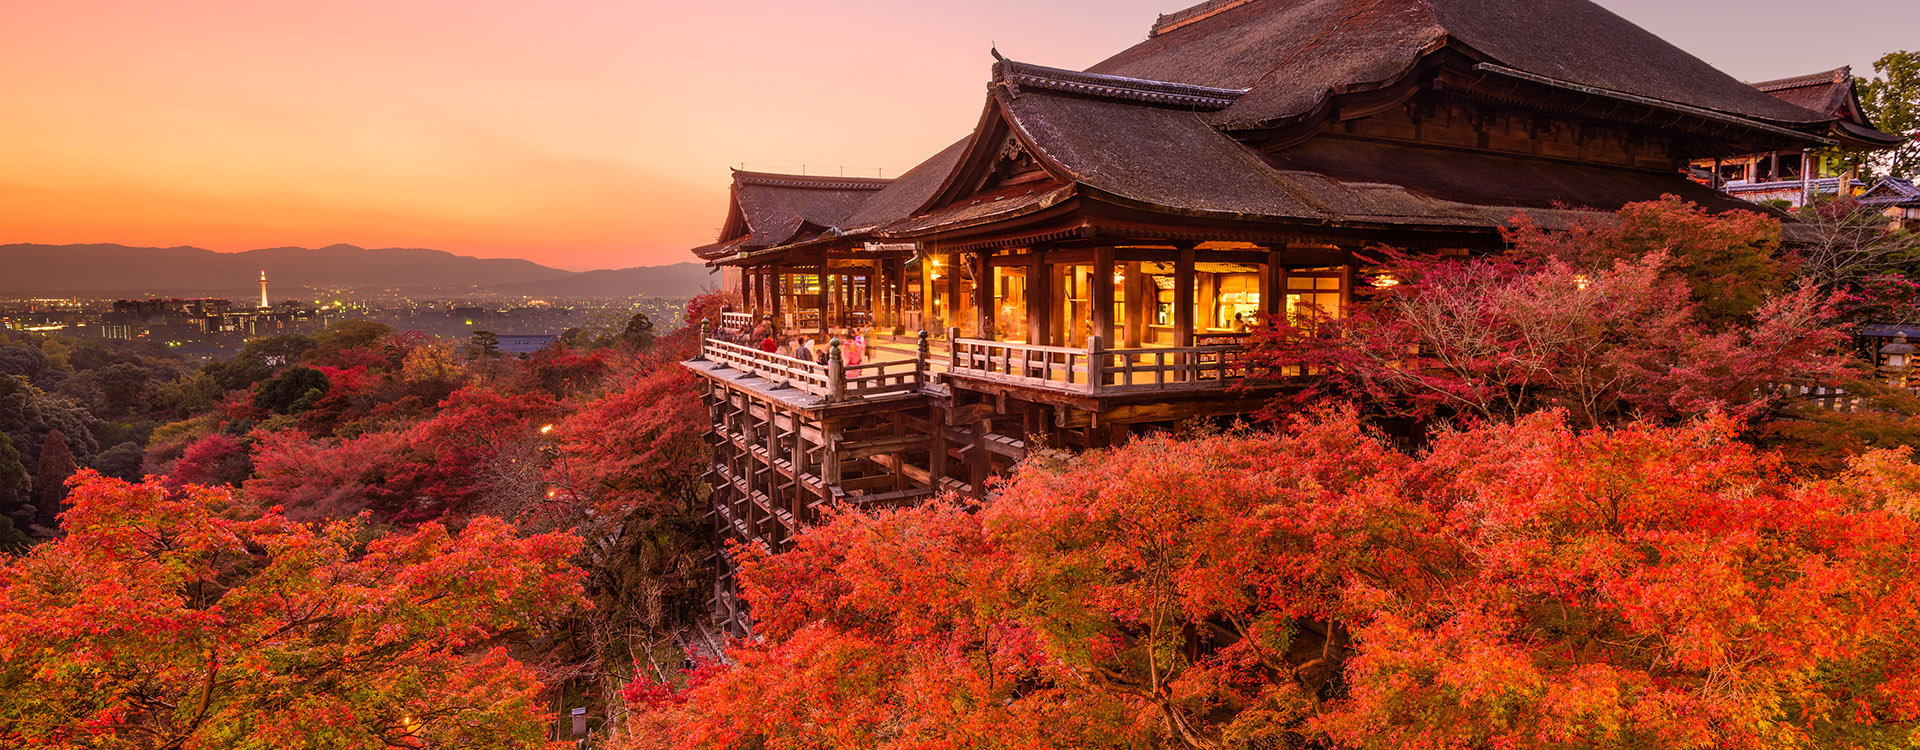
(713, 318, 871, 367)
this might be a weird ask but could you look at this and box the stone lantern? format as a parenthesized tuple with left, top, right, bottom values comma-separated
(1880, 334, 1916, 386)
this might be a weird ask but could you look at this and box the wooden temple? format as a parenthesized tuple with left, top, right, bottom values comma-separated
(683, 0, 1885, 631)
(1690, 67, 1904, 207)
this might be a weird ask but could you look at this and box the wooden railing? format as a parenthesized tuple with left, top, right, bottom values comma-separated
(720, 311, 755, 334)
(699, 331, 930, 403)
(698, 325, 1252, 400)
(839, 357, 924, 399)
(950, 338, 1099, 392)
(1090, 345, 1249, 393)
(947, 330, 1251, 395)
(702, 338, 835, 397)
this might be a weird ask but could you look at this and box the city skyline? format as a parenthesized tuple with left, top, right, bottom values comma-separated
(2, 0, 1914, 271)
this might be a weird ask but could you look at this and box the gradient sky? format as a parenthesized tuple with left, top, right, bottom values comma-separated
(1, 0, 1914, 271)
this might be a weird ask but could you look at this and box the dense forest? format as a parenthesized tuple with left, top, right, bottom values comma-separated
(6, 197, 1920, 749)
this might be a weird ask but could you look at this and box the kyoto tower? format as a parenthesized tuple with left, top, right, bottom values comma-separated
(258, 270, 270, 309)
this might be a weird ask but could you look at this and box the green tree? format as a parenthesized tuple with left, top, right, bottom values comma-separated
(33, 430, 77, 531)
(252, 366, 331, 415)
(619, 311, 657, 349)
(203, 335, 317, 392)
(0, 434, 30, 535)
(1858, 50, 1919, 178)
(307, 320, 395, 366)
(469, 330, 501, 358)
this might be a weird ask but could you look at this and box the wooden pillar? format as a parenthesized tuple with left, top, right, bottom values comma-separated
(974, 251, 994, 340)
(1175, 245, 1196, 347)
(1123, 261, 1147, 348)
(1263, 249, 1287, 322)
(791, 413, 807, 524)
(1093, 246, 1115, 347)
(764, 401, 781, 545)
(1341, 256, 1358, 318)
(814, 270, 826, 330)
(742, 269, 759, 316)
(944, 253, 963, 336)
(825, 271, 840, 331)
(892, 257, 910, 333)
(759, 268, 771, 317)
(969, 418, 992, 498)
(764, 268, 779, 322)
(930, 405, 950, 486)
(1027, 249, 1049, 346)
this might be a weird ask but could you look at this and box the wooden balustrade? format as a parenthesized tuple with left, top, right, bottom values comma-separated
(702, 337, 925, 402)
(702, 338, 835, 397)
(704, 331, 1252, 400)
(1090, 345, 1249, 394)
(947, 332, 1251, 395)
(720, 311, 755, 334)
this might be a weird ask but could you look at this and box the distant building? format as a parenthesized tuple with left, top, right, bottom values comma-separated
(1859, 177, 1920, 231)
(1695, 67, 1905, 208)
(495, 333, 559, 355)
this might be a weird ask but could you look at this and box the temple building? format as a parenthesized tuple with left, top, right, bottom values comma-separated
(682, 0, 1900, 630)
(1860, 177, 1920, 231)
(1693, 67, 1905, 207)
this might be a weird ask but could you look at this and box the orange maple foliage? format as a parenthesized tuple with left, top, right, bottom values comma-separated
(621, 410, 1920, 749)
(0, 472, 586, 749)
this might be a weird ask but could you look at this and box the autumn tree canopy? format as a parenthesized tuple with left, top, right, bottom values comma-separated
(0, 472, 587, 750)
(619, 410, 1920, 750)
(1250, 198, 1858, 428)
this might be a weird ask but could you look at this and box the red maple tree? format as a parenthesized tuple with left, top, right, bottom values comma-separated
(0, 471, 586, 749)
(617, 409, 1920, 749)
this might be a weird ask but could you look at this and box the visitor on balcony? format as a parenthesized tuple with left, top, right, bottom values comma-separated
(794, 337, 815, 363)
(843, 328, 866, 368)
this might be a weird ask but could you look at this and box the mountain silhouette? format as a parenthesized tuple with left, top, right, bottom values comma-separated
(0, 243, 712, 298)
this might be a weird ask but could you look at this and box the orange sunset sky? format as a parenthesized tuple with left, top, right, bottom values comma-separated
(2, 0, 1915, 271)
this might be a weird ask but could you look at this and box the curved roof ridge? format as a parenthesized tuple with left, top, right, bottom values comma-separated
(1091, 0, 1835, 130)
(1152, 0, 1263, 37)
(1752, 66, 1852, 92)
(993, 57, 1247, 110)
(731, 170, 892, 190)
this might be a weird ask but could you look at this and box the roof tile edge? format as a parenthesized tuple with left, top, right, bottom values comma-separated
(993, 59, 1247, 110)
(1151, 0, 1261, 38)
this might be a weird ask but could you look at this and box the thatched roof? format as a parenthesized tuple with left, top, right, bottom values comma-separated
(1090, 0, 1832, 131)
(878, 60, 1765, 239)
(1752, 67, 1905, 147)
(691, 172, 889, 260)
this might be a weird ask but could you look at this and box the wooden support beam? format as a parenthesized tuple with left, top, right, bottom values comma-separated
(1093, 246, 1116, 346)
(1027, 250, 1049, 347)
(891, 258, 909, 334)
(930, 405, 950, 483)
(1123, 261, 1147, 348)
(764, 270, 779, 320)
(1341, 256, 1358, 317)
(1264, 249, 1286, 321)
(840, 435, 936, 461)
(946, 252, 964, 336)
(969, 419, 993, 498)
(947, 402, 998, 426)
(1175, 246, 1196, 347)
(974, 251, 994, 340)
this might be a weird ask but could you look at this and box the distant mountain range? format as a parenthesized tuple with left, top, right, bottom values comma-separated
(0, 243, 716, 299)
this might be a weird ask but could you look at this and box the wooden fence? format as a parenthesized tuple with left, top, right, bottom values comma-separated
(703, 329, 1254, 401)
(948, 330, 1251, 395)
(701, 336, 928, 402)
